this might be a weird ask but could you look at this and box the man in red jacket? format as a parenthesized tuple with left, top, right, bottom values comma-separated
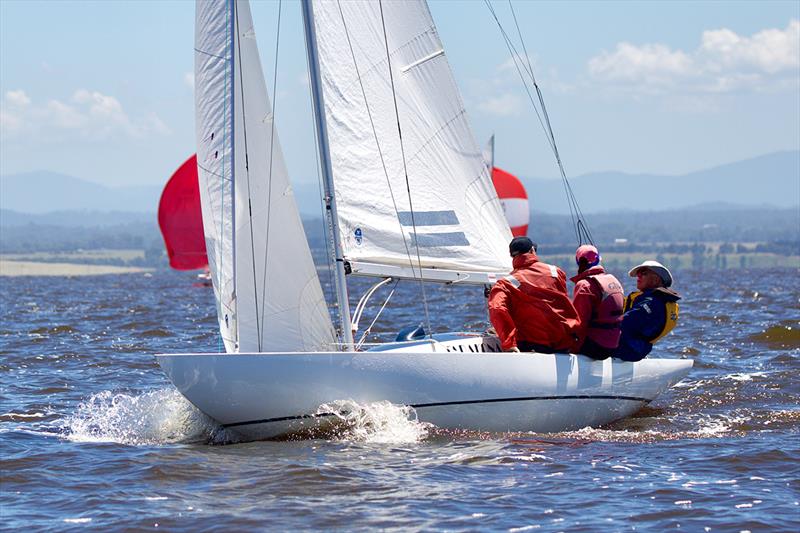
(570, 244, 624, 359)
(488, 237, 581, 353)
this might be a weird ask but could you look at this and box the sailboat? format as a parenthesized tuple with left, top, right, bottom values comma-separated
(485, 135, 529, 237)
(157, 154, 208, 272)
(156, 0, 692, 441)
(157, 154, 212, 285)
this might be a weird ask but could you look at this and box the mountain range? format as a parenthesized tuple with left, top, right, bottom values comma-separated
(519, 150, 799, 215)
(1, 150, 797, 216)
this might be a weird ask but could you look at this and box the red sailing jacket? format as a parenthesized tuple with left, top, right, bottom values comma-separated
(488, 252, 581, 352)
(570, 265, 625, 349)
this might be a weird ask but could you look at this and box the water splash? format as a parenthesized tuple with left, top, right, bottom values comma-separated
(316, 399, 431, 443)
(63, 388, 231, 446)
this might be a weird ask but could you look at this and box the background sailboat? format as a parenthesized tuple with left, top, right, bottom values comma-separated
(157, 0, 692, 441)
(157, 155, 208, 272)
(485, 134, 529, 237)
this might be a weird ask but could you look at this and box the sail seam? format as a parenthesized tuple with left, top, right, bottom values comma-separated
(196, 162, 229, 181)
(194, 47, 228, 61)
(334, 26, 436, 95)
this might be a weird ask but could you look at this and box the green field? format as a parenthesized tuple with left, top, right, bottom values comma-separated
(1, 245, 797, 272)
(539, 251, 800, 272)
(1, 249, 145, 263)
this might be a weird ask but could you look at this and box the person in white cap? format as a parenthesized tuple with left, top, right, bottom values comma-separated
(616, 260, 681, 361)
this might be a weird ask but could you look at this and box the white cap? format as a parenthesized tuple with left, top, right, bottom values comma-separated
(628, 260, 673, 288)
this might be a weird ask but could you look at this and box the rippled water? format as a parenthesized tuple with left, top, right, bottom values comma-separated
(2, 267, 798, 530)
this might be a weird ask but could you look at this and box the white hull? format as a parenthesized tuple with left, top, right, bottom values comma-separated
(156, 334, 692, 441)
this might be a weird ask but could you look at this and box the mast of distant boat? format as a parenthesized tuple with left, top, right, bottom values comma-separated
(300, 0, 355, 351)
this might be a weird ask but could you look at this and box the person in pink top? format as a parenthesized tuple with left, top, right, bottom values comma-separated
(570, 245, 625, 359)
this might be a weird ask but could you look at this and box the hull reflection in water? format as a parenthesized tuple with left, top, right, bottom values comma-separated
(157, 334, 693, 441)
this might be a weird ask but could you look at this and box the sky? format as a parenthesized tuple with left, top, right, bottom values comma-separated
(1, 0, 798, 189)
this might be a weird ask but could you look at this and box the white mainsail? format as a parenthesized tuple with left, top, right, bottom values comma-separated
(311, 0, 512, 277)
(194, 0, 335, 353)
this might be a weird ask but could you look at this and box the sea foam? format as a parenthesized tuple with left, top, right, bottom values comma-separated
(63, 388, 228, 446)
(316, 399, 431, 443)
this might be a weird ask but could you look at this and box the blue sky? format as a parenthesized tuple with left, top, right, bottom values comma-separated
(1, 0, 798, 188)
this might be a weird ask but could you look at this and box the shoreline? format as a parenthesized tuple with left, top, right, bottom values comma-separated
(0, 259, 154, 277)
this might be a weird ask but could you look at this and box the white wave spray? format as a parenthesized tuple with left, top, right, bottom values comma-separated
(317, 399, 431, 443)
(63, 388, 233, 445)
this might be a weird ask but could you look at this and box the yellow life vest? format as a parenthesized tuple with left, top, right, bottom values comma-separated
(623, 291, 679, 343)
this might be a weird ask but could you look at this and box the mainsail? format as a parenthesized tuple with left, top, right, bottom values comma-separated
(310, 0, 512, 277)
(194, 0, 335, 353)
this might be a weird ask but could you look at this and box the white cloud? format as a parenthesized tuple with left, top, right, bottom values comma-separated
(298, 71, 310, 88)
(0, 89, 171, 141)
(6, 89, 31, 107)
(46, 98, 87, 129)
(477, 93, 523, 116)
(589, 43, 692, 86)
(184, 72, 194, 90)
(588, 19, 799, 94)
(144, 112, 171, 136)
(498, 52, 540, 76)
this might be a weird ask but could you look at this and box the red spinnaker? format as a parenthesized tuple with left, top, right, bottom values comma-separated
(491, 166, 530, 237)
(157, 155, 209, 271)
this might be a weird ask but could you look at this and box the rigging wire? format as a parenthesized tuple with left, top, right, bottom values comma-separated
(351, 277, 393, 335)
(378, 0, 434, 341)
(257, 0, 283, 350)
(356, 280, 399, 350)
(233, 1, 264, 349)
(484, 0, 594, 245)
(507, 0, 591, 245)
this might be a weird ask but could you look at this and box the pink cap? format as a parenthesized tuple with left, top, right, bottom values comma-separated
(575, 244, 600, 267)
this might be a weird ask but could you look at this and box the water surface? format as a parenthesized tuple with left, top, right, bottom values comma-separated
(1, 268, 798, 530)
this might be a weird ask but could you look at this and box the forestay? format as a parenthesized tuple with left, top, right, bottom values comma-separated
(311, 0, 512, 277)
(194, 0, 335, 353)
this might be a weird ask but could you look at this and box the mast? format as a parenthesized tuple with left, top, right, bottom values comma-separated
(300, 0, 354, 351)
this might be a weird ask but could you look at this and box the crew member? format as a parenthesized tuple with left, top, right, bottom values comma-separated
(570, 245, 624, 359)
(488, 237, 580, 353)
(616, 260, 681, 361)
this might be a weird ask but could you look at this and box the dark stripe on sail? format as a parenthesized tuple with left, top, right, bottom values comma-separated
(411, 232, 470, 247)
(398, 210, 459, 226)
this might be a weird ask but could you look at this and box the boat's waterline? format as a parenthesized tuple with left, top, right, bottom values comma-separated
(156, 336, 693, 441)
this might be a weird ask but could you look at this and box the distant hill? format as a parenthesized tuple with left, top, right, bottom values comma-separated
(0, 171, 161, 214)
(0, 209, 153, 227)
(1, 150, 797, 215)
(2, 206, 796, 255)
(522, 150, 799, 214)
